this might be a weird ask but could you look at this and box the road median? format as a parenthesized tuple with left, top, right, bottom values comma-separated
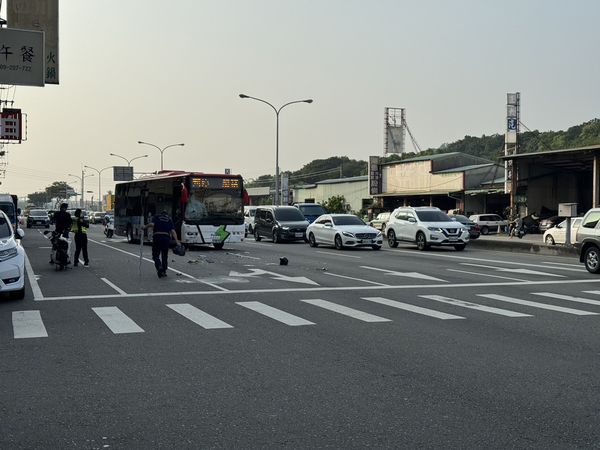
(470, 235, 579, 257)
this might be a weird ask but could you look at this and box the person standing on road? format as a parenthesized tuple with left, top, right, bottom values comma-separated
(54, 203, 72, 237)
(71, 208, 90, 266)
(145, 209, 181, 278)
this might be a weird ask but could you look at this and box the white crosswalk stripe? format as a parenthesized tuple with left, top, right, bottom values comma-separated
(301, 299, 391, 322)
(167, 303, 233, 329)
(12, 311, 48, 339)
(419, 295, 533, 317)
(92, 306, 145, 334)
(237, 301, 315, 326)
(362, 297, 465, 320)
(531, 292, 600, 306)
(478, 294, 598, 316)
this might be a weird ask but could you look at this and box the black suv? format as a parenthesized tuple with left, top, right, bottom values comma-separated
(27, 209, 50, 228)
(253, 206, 309, 243)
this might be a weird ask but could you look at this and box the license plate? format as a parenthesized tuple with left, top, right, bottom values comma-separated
(449, 237, 458, 242)
(295, 232, 303, 238)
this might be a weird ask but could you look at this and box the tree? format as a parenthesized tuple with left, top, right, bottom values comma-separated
(322, 195, 346, 213)
(27, 181, 76, 209)
(27, 191, 50, 206)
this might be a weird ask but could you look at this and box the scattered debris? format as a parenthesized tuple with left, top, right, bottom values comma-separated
(280, 257, 288, 266)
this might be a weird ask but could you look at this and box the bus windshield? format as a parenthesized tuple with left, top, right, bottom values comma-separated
(185, 176, 243, 225)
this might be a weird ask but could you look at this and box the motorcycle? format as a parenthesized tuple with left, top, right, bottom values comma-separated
(104, 218, 114, 238)
(45, 230, 71, 270)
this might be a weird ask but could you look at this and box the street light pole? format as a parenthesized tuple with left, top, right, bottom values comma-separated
(109, 153, 149, 167)
(136, 141, 185, 171)
(84, 165, 112, 211)
(68, 172, 94, 209)
(238, 94, 313, 205)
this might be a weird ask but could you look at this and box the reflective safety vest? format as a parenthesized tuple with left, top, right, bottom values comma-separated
(71, 217, 88, 234)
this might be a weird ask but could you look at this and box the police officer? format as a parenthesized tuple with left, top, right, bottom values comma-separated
(71, 208, 90, 266)
(146, 209, 181, 278)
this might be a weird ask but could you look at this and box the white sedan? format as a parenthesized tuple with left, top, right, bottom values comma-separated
(306, 214, 383, 250)
(0, 210, 25, 299)
(543, 217, 582, 245)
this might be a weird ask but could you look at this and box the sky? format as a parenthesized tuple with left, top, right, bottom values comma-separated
(0, 0, 599, 200)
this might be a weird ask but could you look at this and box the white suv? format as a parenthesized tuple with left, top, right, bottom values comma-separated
(386, 206, 469, 251)
(468, 214, 507, 235)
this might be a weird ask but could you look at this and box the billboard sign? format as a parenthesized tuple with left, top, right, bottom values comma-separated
(0, 108, 23, 142)
(0, 28, 44, 86)
(369, 156, 381, 195)
(113, 166, 134, 182)
(8, 0, 59, 84)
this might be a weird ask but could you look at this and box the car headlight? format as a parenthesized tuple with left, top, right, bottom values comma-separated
(280, 226, 289, 231)
(427, 227, 442, 232)
(0, 247, 18, 261)
(342, 231, 355, 238)
(375, 231, 382, 238)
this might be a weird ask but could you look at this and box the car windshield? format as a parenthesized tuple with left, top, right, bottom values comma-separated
(333, 215, 364, 226)
(30, 210, 47, 216)
(377, 213, 390, 220)
(0, 215, 12, 238)
(299, 205, 326, 215)
(416, 210, 452, 222)
(275, 209, 306, 221)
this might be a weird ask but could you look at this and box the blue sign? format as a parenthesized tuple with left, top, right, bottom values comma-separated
(507, 118, 518, 131)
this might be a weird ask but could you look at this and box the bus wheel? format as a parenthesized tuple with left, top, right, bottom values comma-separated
(213, 242, 224, 250)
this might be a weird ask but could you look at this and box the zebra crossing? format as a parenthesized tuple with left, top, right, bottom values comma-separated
(7, 289, 600, 339)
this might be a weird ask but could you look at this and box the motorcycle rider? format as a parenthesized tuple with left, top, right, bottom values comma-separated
(54, 203, 72, 237)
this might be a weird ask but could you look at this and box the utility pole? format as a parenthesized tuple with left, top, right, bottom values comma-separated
(81, 168, 85, 208)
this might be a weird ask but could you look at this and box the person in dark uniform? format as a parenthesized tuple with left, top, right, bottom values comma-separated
(146, 210, 181, 278)
(53, 203, 72, 237)
(71, 208, 89, 266)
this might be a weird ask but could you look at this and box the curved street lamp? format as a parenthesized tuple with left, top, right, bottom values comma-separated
(68, 172, 95, 208)
(137, 141, 185, 171)
(109, 153, 149, 167)
(84, 165, 112, 211)
(238, 93, 313, 205)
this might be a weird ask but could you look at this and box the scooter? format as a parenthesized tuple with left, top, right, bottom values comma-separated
(45, 230, 71, 270)
(104, 218, 114, 238)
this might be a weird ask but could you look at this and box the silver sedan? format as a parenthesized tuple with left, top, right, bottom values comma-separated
(306, 214, 383, 250)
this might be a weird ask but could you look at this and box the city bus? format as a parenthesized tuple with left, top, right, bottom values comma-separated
(114, 170, 245, 249)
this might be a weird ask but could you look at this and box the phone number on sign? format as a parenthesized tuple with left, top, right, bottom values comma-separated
(0, 65, 32, 72)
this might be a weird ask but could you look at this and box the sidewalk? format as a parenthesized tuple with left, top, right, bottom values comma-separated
(469, 231, 579, 257)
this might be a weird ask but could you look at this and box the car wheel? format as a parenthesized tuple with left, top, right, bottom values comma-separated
(11, 287, 25, 300)
(481, 226, 489, 235)
(584, 246, 600, 274)
(454, 244, 466, 251)
(272, 230, 280, 243)
(334, 234, 344, 250)
(254, 229, 262, 242)
(416, 232, 428, 251)
(387, 229, 398, 248)
(372, 245, 381, 250)
(308, 232, 318, 248)
(545, 235, 555, 245)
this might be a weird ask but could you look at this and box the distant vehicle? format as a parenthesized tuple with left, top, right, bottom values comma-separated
(244, 206, 258, 236)
(369, 212, 391, 231)
(0, 210, 25, 299)
(468, 214, 508, 235)
(0, 193, 19, 230)
(307, 213, 383, 250)
(539, 215, 563, 232)
(449, 214, 480, 239)
(387, 206, 469, 251)
(543, 218, 582, 245)
(253, 205, 309, 243)
(26, 209, 50, 228)
(89, 211, 105, 224)
(294, 203, 327, 224)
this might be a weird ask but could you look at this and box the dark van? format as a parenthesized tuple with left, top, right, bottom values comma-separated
(253, 206, 309, 243)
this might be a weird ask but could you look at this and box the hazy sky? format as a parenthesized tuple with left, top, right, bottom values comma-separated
(1, 0, 599, 199)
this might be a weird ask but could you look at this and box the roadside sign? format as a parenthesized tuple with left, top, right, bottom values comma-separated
(0, 108, 22, 142)
(0, 28, 44, 86)
(113, 166, 134, 181)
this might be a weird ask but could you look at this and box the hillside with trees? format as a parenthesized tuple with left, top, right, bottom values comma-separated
(245, 119, 600, 188)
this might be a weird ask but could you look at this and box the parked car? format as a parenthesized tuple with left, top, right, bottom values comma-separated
(26, 209, 50, 228)
(576, 208, 600, 273)
(449, 214, 480, 239)
(293, 203, 327, 224)
(386, 206, 469, 251)
(253, 205, 309, 243)
(244, 206, 258, 236)
(369, 212, 391, 232)
(468, 214, 508, 235)
(0, 210, 25, 299)
(307, 214, 383, 250)
(543, 218, 582, 245)
(539, 215, 563, 232)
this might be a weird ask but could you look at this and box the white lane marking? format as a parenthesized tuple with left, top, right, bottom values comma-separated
(92, 306, 145, 334)
(101, 278, 127, 295)
(478, 294, 598, 316)
(88, 238, 229, 291)
(460, 263, 565, 277)
(301, 299, 391, 322)
(228, 268, 318, 285)
(24, 252, 43, 300)
(531, 292, 600, 306)
(542, 261, 584, 269)
(225, 252, 261, 260)
(12, 311, 48, 338)
(583, 290, 600, 296)
(362, 297, 464, 320)
(361, 266, 446, 282)
(324, 272, 390, 286)
(33, 278, 600, 302)
(316, 251, 362, 259)
(237, 301, 315, 326)
(420, 295, 532, 317)
(446, 268, 528, 282)
(167, 303, 233, 329)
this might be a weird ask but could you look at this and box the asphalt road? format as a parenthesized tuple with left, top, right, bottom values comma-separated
(1, 225, 600, 449)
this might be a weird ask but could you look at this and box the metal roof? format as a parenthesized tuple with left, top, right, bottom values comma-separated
(433, 163, 498, 174)
(500, 144, 600, 172)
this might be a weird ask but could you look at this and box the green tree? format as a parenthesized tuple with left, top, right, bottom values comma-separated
(27, 191, 50, 206)
(322, 195, 346, 213)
